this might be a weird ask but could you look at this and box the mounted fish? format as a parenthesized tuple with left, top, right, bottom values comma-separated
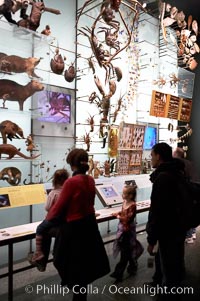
(0, 54, 41, 78)
(64, 64, 76, 82)
(50, 48, 65, 75)
(0, 120, 24, 144)
(0, 79, 44, 110)
(0, 167, 22, 186)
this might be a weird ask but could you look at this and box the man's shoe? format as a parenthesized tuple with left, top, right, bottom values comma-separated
(127, 264, 138, 275)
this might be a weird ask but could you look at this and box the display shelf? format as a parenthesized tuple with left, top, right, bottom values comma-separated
(0, 158, 40, 188)
(0, 12, 76, 190)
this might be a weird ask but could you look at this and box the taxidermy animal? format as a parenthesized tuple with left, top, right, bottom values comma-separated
(0, 52, 6, 60)
(25, 134, 36, 151)
(18, 0, 61, 31)
(0, 144, 40, 159)
(0, 166, 21, 185)
(18, 0, 44, 31)
(0, 79, 44, 110)
(50, 48, 65, 75)
(0, 120, 24, 144)
(0, 54, 41, 78)
(41, 24, 51, 36)
(0, 0, 29, 25)
(64, 65, 76, 82)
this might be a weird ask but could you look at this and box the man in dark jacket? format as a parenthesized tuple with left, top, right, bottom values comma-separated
(146, 143, 187, 299)
(173, 147, 199, 244)
(173, 147, 199, 182)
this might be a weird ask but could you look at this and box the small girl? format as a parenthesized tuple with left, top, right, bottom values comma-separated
(110, 185, 143, 281)
(29, 169, 69, 270)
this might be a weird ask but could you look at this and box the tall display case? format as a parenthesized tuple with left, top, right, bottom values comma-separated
(0, 0, 77, 268)
(0, 23, 41, 188)
(0, 20, 76, 188)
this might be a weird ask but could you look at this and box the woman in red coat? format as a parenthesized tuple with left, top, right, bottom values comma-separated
(46, 148, 110, 301)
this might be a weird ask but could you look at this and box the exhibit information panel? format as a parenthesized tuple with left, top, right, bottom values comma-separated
(150, 90, 192, 122)
(0, 184, 46, 209)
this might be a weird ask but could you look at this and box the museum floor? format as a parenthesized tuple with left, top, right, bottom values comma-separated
(0, 228, 200, 301)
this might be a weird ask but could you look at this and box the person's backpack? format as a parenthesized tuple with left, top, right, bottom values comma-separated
(186, 181, 200, 229)
(178, 180, 200, 231)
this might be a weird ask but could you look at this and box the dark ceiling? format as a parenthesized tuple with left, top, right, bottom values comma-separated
(146, 0, 200, 21)
(167, 0, 200, 20)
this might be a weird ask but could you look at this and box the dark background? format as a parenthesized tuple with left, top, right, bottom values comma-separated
(167, 0, 200, 20)
(168, 0, 200, 177)
(146, 0, 200, 177)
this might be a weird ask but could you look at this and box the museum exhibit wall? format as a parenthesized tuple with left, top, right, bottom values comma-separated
(0, 0, 77, 264)
(0, 1, 197, 265)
